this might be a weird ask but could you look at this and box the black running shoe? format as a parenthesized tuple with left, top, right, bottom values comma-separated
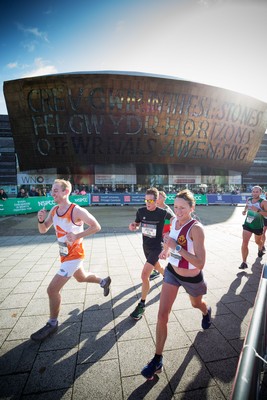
(202, 307, 212, 330)
(102, 276, 111, 297)
(258, 250, 264, 258)
(239, 262, 248, 269)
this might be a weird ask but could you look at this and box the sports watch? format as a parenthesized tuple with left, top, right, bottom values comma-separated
(175, 244, 181, 252)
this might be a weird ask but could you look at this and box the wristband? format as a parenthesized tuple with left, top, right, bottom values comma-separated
(176, 244, 181, 252)
(38, 220, 45, 224)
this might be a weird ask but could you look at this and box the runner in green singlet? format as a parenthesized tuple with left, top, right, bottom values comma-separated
(240, 185, 267, 269)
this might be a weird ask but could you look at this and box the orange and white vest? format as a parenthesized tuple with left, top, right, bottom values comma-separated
(51, 203, 84, 262)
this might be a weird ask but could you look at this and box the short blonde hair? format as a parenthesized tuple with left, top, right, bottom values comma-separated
(54, 179, 72, 193)
(159, 191, 167, 199)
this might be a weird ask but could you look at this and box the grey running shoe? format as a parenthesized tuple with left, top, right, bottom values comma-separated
(30, 322, 58, 342)
(239, 262, 248, 269)
(130, 302, 145, 320)
(102, 276, 111, 296)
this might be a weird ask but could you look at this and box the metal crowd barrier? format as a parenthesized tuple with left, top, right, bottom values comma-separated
(231, 264, 267, 399)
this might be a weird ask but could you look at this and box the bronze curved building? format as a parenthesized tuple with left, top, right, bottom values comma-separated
(3, 72, 267, 189)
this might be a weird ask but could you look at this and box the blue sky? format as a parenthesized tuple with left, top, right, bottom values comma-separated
(1, 0, 267, 114)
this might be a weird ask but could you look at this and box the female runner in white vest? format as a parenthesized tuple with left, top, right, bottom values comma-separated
(141, 189, 211, 380)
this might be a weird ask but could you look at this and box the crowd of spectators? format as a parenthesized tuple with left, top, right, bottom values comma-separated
(0, 183, 262, 200)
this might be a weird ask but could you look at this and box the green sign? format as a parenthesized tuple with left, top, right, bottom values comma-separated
(0, 193, 208, 217)
(0, 195, 89, 217)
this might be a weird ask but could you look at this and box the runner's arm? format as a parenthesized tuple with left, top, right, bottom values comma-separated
(37, 208, 53, 233)
(70, 206, 101, 240)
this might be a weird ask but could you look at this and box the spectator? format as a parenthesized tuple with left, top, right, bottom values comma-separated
(17, 188, 29, 198)
(29, 186, 39, 196)
(0, 188, 8, 201)
(38, 187, 47, 196)
(79, 186, 87, 195)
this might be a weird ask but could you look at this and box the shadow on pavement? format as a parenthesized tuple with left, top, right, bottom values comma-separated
(129, 259, 263, 399)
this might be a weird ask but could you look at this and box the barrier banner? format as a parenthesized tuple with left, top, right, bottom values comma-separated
(207, 194, 248, 205)
(91, 194, 123, 205)
(166, 193, 208, 205)
(123, 194, 146, 204)
(207, 194, 232, 204)
(231, 195, 247, 204)
(0, 195, 89, 216)
(0, 193, 246, 217)
(91, 193, 208, 205)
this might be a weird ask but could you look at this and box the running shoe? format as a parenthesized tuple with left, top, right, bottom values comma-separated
(258, 249, 264, 258)
(30, 322, 58, 342)
(202, 306, 212, 330)
(239, 262, 248, 269)
(141, 356, 163, 380)
(130, 302, 145, 320)
(102, 276, 111, 296)
(149, 270, 160, 281)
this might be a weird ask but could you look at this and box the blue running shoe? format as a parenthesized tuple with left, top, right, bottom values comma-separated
(141, 356, 163, 380)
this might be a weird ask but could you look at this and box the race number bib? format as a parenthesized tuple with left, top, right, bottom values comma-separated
(58, 241, 68, 256)
(246, 210, 256, 224)
(141, 223, 156, 238)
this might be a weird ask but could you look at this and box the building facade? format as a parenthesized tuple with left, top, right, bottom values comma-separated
(2, 72, 267, 194)
(0, 115, 17, 194)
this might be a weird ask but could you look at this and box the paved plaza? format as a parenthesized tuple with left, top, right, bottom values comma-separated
(0, 205, 265, 399)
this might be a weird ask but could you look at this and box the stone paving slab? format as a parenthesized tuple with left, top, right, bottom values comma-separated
(0, 205, 266, 399)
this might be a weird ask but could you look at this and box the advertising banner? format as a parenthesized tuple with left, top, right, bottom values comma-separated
(123, 194, 146, 204)
(231, 195, 247, 204)
(91, 194, 123, 205)
(0, 193, 246, 217)
(90, 193, 208, 205)
(166, 193, 208, 205)
(207, 194, 247, 205)
(0, 195, 89, 217)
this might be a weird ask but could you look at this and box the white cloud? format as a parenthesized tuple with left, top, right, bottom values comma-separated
(21, 58, 57, 78)
(17, 23, 49, 43)
(7, 62, 18, 69)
